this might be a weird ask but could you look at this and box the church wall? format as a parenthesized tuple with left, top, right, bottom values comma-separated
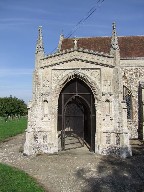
(24, 25, 133, 157)
(24, 51, 132, 157)
(121, 59, 144, 138)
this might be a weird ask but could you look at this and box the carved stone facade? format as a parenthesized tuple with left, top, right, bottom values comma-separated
(24, 23, 144, 157)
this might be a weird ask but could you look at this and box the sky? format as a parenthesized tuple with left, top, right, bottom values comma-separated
(0, 0, 144, 103)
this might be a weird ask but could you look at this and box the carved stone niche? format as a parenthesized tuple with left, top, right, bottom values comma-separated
(106, 132, 111, 144)
(105, 99, 111, 115)
(115, 133, 121, 145)
(43, 100, 48, 117)
(102, 80, 112, 95)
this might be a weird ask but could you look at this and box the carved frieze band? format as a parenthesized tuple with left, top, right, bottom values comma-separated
(51, 68, 101, 89)
(42, 50, 114, 68)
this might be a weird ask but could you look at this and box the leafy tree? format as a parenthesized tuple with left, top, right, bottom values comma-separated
(0, 96, 27, 120)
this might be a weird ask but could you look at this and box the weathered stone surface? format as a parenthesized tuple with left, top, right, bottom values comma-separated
(24, 24, 144, 157)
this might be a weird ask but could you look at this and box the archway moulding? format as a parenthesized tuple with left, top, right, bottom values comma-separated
(52, 70, 101, 103)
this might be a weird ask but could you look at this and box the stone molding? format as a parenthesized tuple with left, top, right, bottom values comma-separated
(52, 69, 101, 102)
(40, 49, 114, 68)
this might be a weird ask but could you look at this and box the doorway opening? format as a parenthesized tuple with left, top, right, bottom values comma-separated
(57, 78, 96, 152)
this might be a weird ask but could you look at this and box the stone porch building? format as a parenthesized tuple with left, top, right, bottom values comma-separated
(24, 23, 144, 157)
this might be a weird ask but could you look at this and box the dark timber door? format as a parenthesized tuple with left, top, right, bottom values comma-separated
(58, 78, 96, 151)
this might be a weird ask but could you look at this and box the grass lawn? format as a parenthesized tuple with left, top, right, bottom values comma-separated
(0, 117, 27, 142)
(0, 118, 46, 191)
(0, 163, 45, 192)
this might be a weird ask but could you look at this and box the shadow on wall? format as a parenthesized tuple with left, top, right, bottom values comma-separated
(138, 83, 143, 140)
(75, 146, 144, 192)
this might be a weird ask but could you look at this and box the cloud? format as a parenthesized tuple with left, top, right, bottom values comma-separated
(1, 3, 50, 15)
(0, 68, 33, 77)
(0, 17, 74, 30)
(0, 17, 45, 27)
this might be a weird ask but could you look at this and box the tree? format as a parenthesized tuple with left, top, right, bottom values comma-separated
(0, 96, 27, 119)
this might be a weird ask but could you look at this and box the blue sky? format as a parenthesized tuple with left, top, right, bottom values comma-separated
(0, 0, 144, 103)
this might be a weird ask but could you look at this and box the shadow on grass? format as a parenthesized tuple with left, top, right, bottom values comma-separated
(75, 146, 144, 192)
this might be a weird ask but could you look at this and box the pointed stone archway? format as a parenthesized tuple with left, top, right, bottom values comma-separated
(57, 78, 96, 152)
(23, 24, 133, 157)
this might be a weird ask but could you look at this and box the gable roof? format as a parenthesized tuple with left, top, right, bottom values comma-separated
(61, 36, 144, 58)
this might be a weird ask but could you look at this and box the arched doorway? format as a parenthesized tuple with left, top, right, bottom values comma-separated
(57, 78, 96, 152)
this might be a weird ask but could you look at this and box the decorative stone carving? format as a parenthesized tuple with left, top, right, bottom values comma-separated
(52, 69, 101, 102)
(116, 133, 120, 145)
(24, 25, 133, 158)
(106, 133, 111, 144)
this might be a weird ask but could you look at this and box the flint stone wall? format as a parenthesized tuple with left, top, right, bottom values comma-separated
(121, 59, 144, 138)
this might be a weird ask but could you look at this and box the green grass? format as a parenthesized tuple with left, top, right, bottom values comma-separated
(0, 118, 46, 191)
(0, 163, 45, 192)
(0, 117, 27, 142)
